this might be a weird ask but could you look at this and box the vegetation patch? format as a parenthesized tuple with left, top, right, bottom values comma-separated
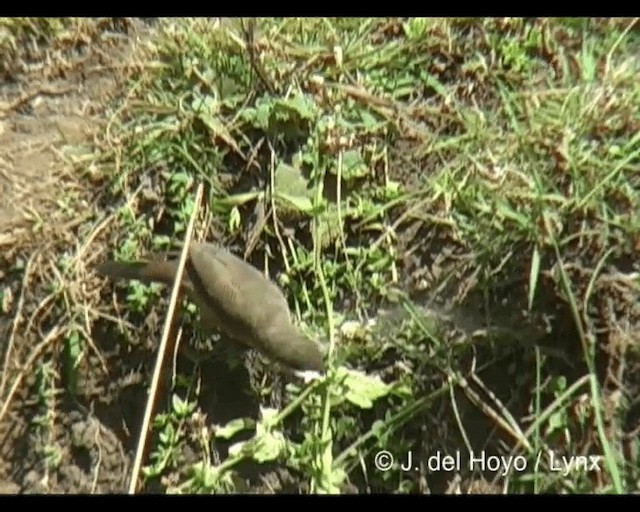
(0, 17, 638, 494)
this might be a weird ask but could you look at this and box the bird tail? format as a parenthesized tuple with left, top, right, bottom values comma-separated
(93, 260, 178, 285)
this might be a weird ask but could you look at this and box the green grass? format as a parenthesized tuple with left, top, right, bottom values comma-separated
(93, 17, 639, 494)
(4, 17, 639, 494)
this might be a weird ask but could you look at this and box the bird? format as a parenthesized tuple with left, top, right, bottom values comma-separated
(93, 242, 325, 374)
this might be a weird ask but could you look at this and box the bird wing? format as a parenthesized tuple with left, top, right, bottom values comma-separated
(187, 243, 292, 342)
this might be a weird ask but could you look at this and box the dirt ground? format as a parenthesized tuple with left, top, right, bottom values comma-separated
(0, 19, 156, 494)
(0, 20, 310, 494)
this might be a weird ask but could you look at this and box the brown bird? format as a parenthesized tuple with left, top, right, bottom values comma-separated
(94, 242, 325, 374)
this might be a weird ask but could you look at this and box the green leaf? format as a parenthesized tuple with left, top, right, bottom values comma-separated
(329, 466, 348, 490)
(252, 430, 287, 463)
(277, 94, 317, 121)
(257, 407, 279, 430)
(273, 161, 317, 216)
(311, 201, 344, 249)
(227, 429, 286, 464)
(240, 102, 271, 130)
(228, 440, 246, 458)
(190, 461, 220, 489)
(336, 368, 393, 409)
(159, 423, 175, 444)
(276, 192, 314, 214)
(274, 162, 312, 196)
(496, 199, 530, 228)
(171, 394, 196, 418)
(358, 109, 382, 129)
(528, 245, 541, 311)
(216, 417, 255, 440)
(384, 180, 402, 198)
(228, 206, 241, 232)
(402, 18, 430, 40)
(213, 191, 262, 208)
(63, 329, 82, 394)
(341, 149, 369, 180)
(548, 411, 565, 434)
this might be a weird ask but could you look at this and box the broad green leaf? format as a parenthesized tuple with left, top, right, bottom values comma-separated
(228, 441, 246, 458)
(276, 192, 314, 214)
(315, 204, 343, 249)
(336, 367, 393, 409)
(258, 407, 279, 426)
(278, 94, 317, 121)
(342, 149, 369, 180)
(274, 162, 312, 196)
(171, 394, 196, 418)
(252, 431, 287, 463)
(216, 417, 255, 440)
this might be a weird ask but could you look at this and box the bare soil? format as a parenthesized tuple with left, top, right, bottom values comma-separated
(0, 21, 306, 494)
(0, 19, 153, 494)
